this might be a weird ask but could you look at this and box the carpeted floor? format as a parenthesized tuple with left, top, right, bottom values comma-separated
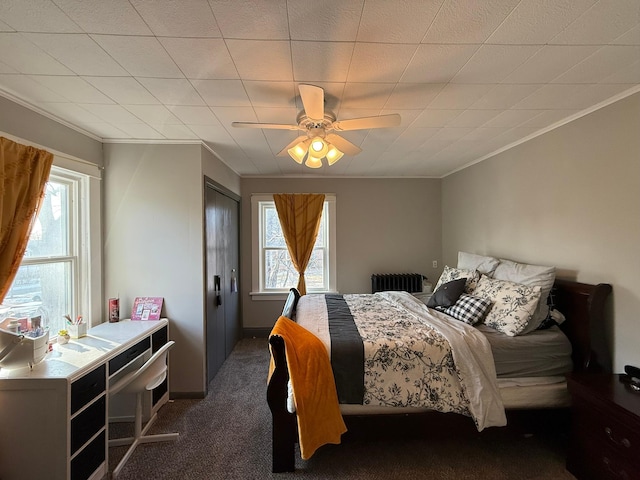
(109, 338, 576, 479)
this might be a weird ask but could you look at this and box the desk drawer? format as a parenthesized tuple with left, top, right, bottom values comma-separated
(71, 430, 105, 480)
(109, 337, 150, 374)
(71, 396, 105, 453)
(152, 326, 168, 353)
(71, 365, 106, 414)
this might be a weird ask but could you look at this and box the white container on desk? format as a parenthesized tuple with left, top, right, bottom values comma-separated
(0, 328, 50, 370)
(68, 323, 87, 338)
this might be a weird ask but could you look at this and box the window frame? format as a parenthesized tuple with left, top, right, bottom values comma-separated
(2, 155, 102, 334)
(19, 172, 77, 326)
(251, 194, 336, 299)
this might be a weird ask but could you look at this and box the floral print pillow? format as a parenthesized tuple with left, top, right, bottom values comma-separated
(473, 275, 542, 336)
(434, 265, 481, 294)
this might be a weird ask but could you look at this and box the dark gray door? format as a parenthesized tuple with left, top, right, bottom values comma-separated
(205, 182, 240, 385)
(220, 192, 240, 357)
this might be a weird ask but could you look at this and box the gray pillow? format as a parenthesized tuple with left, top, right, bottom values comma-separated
(427, 278, 467, 308)
(457, 251, 500, 276)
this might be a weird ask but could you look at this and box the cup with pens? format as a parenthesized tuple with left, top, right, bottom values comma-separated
(65, 314, 87, 339)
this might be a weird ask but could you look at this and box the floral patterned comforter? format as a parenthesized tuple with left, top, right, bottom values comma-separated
(296, 291, 506, 431)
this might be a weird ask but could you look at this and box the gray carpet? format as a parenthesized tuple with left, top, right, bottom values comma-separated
(109, 338, 575, 479)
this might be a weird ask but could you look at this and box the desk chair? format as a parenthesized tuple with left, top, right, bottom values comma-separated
(109, 340, 178, 477)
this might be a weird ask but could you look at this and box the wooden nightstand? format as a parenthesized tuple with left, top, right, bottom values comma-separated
(567, 373, 640, 480)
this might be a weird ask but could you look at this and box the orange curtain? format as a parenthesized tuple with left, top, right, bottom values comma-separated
(273, 193, 325, 296)
(0, 137, 53, 303)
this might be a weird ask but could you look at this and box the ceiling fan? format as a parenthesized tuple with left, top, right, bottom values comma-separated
(231, 84, 401, 168)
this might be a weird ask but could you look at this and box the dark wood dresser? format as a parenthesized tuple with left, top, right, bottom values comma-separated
(567, 373, 640, 480)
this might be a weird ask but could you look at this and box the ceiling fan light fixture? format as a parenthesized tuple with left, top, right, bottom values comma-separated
(288, 139, 311, 164)
(309, 136, 328, 158)
(325, 145, 344, 165)
(305, 154, 323, 169)
(233, 85, 399, 169)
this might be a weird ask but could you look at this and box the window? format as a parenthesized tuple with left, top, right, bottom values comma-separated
(251, 194, 336, 296)
(1, 163, 99, 336)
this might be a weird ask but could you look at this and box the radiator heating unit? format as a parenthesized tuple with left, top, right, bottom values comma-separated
(371, 273, 424, 294)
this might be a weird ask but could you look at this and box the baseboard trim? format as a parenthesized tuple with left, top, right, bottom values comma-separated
(243, 327, 271, 338)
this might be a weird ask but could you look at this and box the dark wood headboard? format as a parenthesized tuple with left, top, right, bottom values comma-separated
(553, 279, 612, 373)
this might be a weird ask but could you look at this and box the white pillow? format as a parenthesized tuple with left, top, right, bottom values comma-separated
(457, 251, 500, 276)
(492, 259, 556, 334)
(434, 265, 481, 294)
(473, 275, 542, 337)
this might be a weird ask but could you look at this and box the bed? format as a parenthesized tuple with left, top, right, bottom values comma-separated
(267, 271, 612, 472)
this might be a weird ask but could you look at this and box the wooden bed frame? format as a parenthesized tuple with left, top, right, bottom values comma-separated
(267, 279, 612, 473)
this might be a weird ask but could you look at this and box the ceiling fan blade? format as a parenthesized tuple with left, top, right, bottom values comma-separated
(326, 134, 362, 156)
(231, 122, 300, 131)
(298, 84, 324, 120)
(331, 114, 401, 131)
(277, 135, 308, 156)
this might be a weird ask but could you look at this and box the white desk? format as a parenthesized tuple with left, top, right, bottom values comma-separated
(0, 319, 169, 480)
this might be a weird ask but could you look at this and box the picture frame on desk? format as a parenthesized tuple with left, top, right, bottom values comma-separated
(131, 297, 164, 321)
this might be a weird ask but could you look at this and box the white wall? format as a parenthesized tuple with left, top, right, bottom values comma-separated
(0, 96, 102, 166)
(442, 92, 640, 373)
(103, 143, 219, 395)
(240, 177, 442, 330)
(201, 145, 241, 196)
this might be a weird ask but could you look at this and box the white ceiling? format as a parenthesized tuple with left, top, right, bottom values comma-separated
(0, 0, 639, 178)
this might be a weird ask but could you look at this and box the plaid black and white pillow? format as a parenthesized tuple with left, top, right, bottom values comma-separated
(439, 293, 492, 325)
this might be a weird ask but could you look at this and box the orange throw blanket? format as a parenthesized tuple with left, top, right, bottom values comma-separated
(268, 316, 347, 460)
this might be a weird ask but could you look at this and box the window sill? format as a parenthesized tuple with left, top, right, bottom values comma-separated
(250, 290, 338, 301)
(250, 292, 288, 301)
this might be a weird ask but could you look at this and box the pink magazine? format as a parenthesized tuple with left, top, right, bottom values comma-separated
(131, 297, 164, 321)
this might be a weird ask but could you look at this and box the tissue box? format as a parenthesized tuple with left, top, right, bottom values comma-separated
(68, 323, 87, 339)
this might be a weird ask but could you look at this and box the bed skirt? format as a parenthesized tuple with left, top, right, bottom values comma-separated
(337, 376, 570, 415)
